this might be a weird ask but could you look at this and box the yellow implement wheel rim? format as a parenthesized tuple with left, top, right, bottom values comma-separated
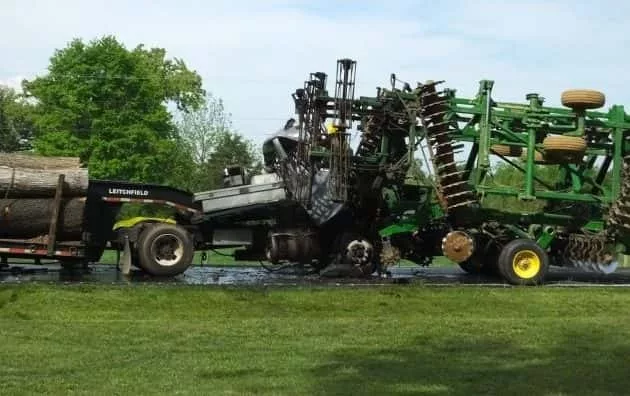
(512, 250, 541, 279)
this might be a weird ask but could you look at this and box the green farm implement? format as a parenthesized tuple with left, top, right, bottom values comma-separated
(272, 58, 630, 285)
(409, 80, 630, 284)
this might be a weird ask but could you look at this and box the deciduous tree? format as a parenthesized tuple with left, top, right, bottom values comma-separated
(176, 93, 261, 191)
(0, 86, 36, 152)
(22, 35, 205, 183)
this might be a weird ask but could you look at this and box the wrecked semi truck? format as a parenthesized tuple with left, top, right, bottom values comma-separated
(1, 59, 431, 277)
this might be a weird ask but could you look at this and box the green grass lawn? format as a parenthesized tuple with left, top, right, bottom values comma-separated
(1, 284, 629, 395)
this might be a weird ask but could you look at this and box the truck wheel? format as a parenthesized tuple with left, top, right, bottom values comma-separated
(497, 238, 548, 285)
(137, 224, 194, 277)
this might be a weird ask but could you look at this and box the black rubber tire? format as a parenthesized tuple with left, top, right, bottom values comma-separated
(497, 238, 549, 286)
(458, 254, 499, 276)
(338, 232, 376, 277)
(137, 223, 194, 277)
(457, 235, 499, 276)
(458, 259, 481, 274)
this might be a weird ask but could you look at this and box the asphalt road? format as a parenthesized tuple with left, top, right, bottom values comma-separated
(3, 263, 630, 287)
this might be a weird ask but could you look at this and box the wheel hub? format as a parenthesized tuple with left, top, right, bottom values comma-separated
(346, 239, 373, 266)
(512, 250, 541, 279)
(150, 234, 184, 267)
(442, 231, 474, 263)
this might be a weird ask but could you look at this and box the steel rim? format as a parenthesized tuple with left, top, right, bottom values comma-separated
(150, 233, 184, 267)
(512, 250, 541, 279)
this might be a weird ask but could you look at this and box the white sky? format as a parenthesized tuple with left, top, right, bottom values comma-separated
(2, 0, 630, 148)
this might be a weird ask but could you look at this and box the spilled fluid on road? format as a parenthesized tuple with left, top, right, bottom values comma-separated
(2, 262, 630, 286)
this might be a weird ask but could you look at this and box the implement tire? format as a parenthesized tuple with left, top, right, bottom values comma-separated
(520, 148, 547, 164)
(543, 135, 587, 152)
(497, 238, 548, 286)
(137, 223, 194, 277)
(491, 144, 522, 157)
(458, 235, 500, 276)
(543, 135, 586, 164)
(561, 89, 605, 110)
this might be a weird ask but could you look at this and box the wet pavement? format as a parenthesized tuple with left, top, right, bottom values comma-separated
(3, 262, 630, 287)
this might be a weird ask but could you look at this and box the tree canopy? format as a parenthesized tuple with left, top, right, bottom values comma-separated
(22, 35, 205, 183)
(0, 86, 36, 152)
(175, 93, 262, 192)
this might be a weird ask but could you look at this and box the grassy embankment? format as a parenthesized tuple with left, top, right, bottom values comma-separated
(1, 284, 629, 395)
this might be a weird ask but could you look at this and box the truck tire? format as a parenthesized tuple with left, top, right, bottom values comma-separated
(497, 238, 548, 285)
(137, 223, 194, 277)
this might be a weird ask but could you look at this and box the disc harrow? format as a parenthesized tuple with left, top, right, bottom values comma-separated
(417, 81, 478, 214)
(607, 154, 630, 237)
(556, 233, 618, 274)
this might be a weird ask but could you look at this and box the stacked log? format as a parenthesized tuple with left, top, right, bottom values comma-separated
(0, 198, 86, 239)
(0, 154, 88, 241)
(0, 153, 82, 170)
(0, 166, 88, 198)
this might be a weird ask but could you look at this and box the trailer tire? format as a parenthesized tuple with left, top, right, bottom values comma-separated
(497, 238, 548, 285)
(561, 89, 605, 110)
(137, 223, 194, 277)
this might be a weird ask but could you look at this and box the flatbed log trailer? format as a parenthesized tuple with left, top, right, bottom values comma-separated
(0, 170, 297, 277)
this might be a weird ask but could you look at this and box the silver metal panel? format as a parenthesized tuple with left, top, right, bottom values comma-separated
(194, 181, 285, 200)
(195, 181, 287, 213)
(212, 228, 253, 246)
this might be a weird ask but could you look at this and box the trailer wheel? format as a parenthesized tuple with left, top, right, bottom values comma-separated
(137, 224, 194, 277)
(497, 238, 548, 285)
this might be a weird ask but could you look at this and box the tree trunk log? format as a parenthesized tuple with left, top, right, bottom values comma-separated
(0, 198, 85, 240)
(0, 166, 89, 198)
(0, 153, 82, 170)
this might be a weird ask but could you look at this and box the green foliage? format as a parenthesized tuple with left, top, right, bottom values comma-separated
(0, 86, 36, 152)
(23, 35, 205, 183)
(176, 93, 262, 192)
(480, 160, 613, 213)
